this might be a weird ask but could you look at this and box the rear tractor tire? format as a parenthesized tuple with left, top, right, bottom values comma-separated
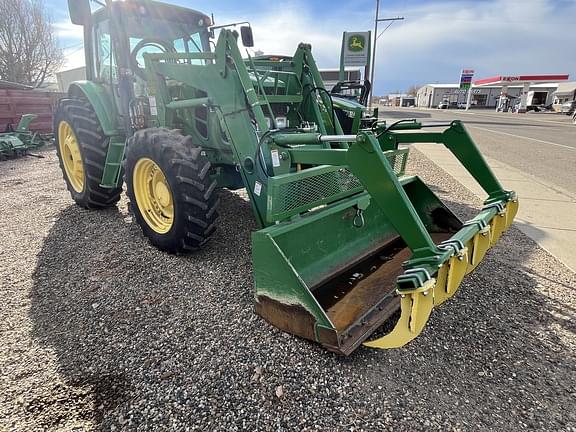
(124, 128, 219, 253)
(54, 98, 123, 208)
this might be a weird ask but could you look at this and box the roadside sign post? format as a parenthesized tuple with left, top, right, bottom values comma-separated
(465, 87, 474, 110)
(339, 31, 371, 82)
(459, 69, 474, 110)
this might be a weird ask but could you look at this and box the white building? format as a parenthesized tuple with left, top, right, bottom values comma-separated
(386, 94, 415, 107)
(416, 83, 558, 108)
(552, 81, 576, 105)
(319, 69, 361, 91)
(56, 66, 87, 93)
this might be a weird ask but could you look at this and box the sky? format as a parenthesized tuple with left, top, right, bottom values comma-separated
(49, 0, 576, 95)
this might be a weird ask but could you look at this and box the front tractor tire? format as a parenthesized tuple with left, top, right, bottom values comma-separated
(54, 98, 123, 208)
(124, 128, 219, 253)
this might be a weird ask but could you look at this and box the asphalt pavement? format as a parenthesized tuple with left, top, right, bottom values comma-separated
(381, 107, 576, 193)
(378, 107, 576, 271)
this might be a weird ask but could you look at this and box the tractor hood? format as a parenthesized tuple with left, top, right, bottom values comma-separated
(332, 96, 366, 113)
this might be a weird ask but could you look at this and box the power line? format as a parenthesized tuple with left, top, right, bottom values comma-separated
(67, 46, 85, 55)
(376, 21, 395, 41)
(60, 41, 84, 51)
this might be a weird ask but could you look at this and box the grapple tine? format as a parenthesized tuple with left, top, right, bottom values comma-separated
(434, 247, 469, 305)
(505, 199, 519, 229)
(447, 248, 468, 296)
(490, 210, 507, 246)
(433, 263, 450, 306)
(363, 280, 434, 349)
(466, 226, 491, 274)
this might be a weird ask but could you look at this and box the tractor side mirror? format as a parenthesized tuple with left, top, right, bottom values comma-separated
(68, 0, 92, 26)
(240, 26, 254, 47)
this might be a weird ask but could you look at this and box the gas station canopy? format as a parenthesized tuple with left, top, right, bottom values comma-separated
(474, 74, 569, 87)
(472, 74, 569, 112)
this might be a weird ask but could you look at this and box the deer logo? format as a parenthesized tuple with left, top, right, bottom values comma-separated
(348, 35, 365, 52)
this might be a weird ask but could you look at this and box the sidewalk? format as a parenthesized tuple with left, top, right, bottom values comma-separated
(414, 144, 576, 272)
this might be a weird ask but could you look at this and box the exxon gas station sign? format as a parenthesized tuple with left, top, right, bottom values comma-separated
(459, 69, 475, 90)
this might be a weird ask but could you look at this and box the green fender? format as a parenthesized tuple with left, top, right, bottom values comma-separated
(331, 96, 365, 112)
(68, 81, 120, 136)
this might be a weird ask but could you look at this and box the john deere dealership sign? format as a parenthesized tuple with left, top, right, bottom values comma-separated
(348, 34, 366, 52)
(342, 32, 370, 67)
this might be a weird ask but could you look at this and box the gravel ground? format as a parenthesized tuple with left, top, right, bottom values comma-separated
(0, 147, 575, 431)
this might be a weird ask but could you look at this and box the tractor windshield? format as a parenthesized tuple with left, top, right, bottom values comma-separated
(119, 4, 211, 71)
(102, 1, 211, 50)
(124, 13, 209, 54)
(129, 30, 207, 71)
(92, 1, 211, 84)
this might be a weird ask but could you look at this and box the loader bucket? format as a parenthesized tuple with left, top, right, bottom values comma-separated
(252, 120, 518, 355)
(252, 123, 517, 353)
(252, 176, 464, 355)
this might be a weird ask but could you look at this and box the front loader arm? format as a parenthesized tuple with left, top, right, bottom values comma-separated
(389, 120, 512, 202)
(283, 122, 519, 253)
(263, 122, 518, 349)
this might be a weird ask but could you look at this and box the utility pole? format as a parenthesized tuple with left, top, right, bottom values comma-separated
(369, 0, 404, 107)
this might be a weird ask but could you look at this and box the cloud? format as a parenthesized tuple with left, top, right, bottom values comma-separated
(54, 20, 84, 40)
(248, 12, 343, 66)
(61, 47, 86, 71)
(217, 5, 351, 67)
(55, 18, 86, 71)
(54, 0, 576, 94)
(217, 0, 576, 93)
(369, 0, 576, 92)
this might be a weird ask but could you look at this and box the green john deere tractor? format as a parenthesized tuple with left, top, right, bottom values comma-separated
(56, 0, 518, 354)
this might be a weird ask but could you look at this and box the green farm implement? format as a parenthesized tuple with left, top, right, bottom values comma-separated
(1, 114, 48, 159)
(57, 0, 518, 353)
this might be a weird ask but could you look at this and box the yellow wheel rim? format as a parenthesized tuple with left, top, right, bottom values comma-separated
(58, 121, 85, 193)
(133, 158, 174, 234)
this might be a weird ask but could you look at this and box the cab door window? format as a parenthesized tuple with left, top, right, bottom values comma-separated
(93, 20, 117, 83)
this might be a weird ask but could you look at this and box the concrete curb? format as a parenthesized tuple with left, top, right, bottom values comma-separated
(414, 143, 576, 274)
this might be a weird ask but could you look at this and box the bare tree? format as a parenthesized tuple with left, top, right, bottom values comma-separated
(0, 0, 64, 87)
(406, 85, 421, 96)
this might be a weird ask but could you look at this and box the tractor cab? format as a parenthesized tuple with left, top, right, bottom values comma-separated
(68, 1, 255, 132)
(71, 1, 212, 96)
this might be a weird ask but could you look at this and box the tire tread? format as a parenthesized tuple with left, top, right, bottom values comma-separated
(54, 98, 123, 209)
(124, 128, 219, 253)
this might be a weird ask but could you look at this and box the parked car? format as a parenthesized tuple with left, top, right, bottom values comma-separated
(512, 103, 548, 113)
(437, 102, 449, 109)
(560, 100, 576, 115)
